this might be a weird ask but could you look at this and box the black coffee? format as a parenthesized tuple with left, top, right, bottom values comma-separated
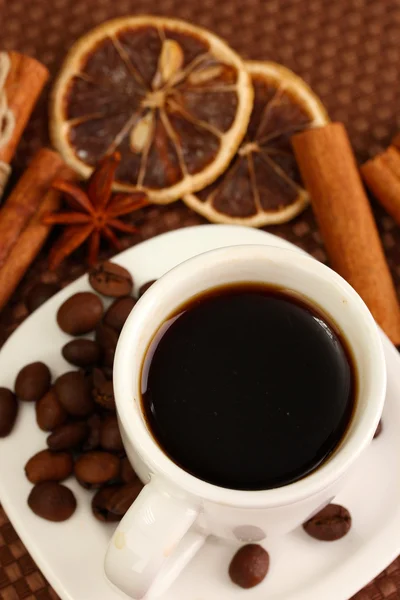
(141, 284, 355, 491)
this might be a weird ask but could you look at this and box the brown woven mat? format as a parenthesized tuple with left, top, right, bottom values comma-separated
(1, 0, 400, 598)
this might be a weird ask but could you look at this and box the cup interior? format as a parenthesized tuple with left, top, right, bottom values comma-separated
(114, 244, 386, 507)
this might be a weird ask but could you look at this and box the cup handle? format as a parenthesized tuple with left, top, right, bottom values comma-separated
(104, 478, 204, 599)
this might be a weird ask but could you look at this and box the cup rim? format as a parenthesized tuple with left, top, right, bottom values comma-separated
(114, 244, 386, 508)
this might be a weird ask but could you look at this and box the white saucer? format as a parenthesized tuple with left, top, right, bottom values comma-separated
(0, 224, 399, 600)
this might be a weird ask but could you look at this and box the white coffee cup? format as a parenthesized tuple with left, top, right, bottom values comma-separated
(105, 244, 386, 599)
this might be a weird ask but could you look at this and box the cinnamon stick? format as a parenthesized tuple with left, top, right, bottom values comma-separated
(0, 52, 49, 166)
(0, 148, 66, 268)
(361, 145, 400, 224)
(0, 164, 77, 312)
(292, 122, 400, 344)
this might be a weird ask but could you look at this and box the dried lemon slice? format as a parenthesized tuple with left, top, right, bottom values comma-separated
(184, 61, 329, 226)
(50, 16, 253, 203)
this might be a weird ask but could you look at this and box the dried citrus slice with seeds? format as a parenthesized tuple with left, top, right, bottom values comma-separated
(184, 61, 329, 226)
(50, 16, 253, 203)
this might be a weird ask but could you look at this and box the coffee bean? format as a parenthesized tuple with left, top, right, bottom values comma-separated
(303, 503, 352, 541)
(47, 421, 89, 451)
(83, 413, 101, 451)
(95, 323, 118, 368)
(100, 415, 124, 453)
(374, 419, 383, 439)
(62, 339, 101, 367)
(57, 292, 104, 335)
(120, 457, 138, 484)
(92, 485, 121, 522)
(74, 451, 120, 487)
(104, 296, 136, 331)
(104, 348, 115, 369)
(89, 262, 133, 297)
(96, 322, 119, 348)
(80, 366, 94, 389)
(36, 388, 67, 432)
(55, 371, 94, 417)
(138, 280, 157, 297)
(107, 481, 144, 516)
(15, 362, 51, 402)
(26, 282, 60, 313)
(102, 366, 114, 380)
(25, 449, 73, 483)
(28, 482, 76, 521)
(0, 387, 18, 437)
(93, 368, 115, 411)
(229, 544, 269, 589)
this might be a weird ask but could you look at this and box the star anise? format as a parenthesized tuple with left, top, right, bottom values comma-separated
(43, 152, 149, 269)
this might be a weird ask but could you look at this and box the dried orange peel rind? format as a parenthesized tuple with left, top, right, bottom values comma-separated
(183, 61, 329, 226)
(50, 16, 254, 203)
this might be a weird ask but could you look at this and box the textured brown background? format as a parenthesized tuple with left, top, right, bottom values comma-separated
(1, 0, 400, 598)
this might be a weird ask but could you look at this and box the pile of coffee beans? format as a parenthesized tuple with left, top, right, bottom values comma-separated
(0, 260, 157, 523)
